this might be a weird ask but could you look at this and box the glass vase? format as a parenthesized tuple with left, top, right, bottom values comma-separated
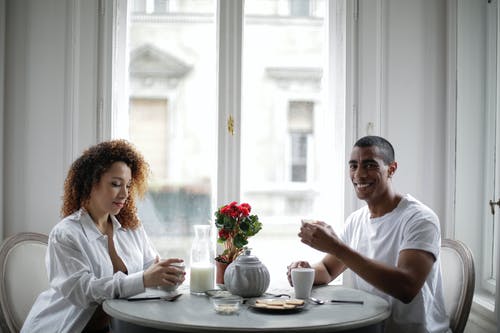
(189, 224, 215, 295)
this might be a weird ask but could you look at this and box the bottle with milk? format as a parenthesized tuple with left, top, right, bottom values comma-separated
(189, 224, 215, 294)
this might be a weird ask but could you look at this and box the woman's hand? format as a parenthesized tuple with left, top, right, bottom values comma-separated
(143, 257, 186, 288)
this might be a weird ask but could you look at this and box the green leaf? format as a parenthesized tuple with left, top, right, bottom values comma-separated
(239, 220, 249, 232)
(223, 215, 235, 230)
(233, 234, 248, 248)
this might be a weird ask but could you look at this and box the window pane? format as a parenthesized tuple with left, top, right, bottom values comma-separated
(154, 0, 169, 13)
(127, 1, 216, 262)
(289, 0, 310, 17)
(241, 0, 337, 286)
(484, 0, 498, 293)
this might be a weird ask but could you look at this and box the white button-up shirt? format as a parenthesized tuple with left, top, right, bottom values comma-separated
(21, 209, 158, 333)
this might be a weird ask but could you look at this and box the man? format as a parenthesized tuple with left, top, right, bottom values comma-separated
(287, 136, 450, 333)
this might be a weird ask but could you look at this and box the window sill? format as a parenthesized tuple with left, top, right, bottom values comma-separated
(468, 293, 497, 333)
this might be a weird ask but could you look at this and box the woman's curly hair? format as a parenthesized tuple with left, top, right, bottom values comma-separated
(61, 139, 150, 229)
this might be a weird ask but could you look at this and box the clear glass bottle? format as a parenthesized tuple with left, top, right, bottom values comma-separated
(189, 224, 215, 294)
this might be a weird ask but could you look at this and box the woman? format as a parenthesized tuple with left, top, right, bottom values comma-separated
(22, 140, 185, 333)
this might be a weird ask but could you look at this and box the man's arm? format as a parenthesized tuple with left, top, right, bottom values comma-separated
(332, 244, 434, 303)
(312, 254, 346, 285)
(300, 222, 435, 303)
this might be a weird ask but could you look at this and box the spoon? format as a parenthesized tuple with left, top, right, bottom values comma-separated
(308, 297, 325, 304)
(265, 293, 291, 298)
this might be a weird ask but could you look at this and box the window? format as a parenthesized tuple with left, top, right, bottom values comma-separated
(131, 0, 146, 13)
(125, 0, 216, 260)
(290, 132, 308, 182)
(455, 0, 500, 316)
(288, 101, 314, 182)
(480, 0, 499, 299)
(154, 0, 169, 13)
(289, 0, 310, 16)
(112, 0, 345, 287)
(482, 0, 499, 297)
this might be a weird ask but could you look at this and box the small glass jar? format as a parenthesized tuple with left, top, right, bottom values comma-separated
(212, 296, 243, 315)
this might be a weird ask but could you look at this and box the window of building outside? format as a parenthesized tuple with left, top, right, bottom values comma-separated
(120, 0, 343, 287)
(288, 101, 314, 182)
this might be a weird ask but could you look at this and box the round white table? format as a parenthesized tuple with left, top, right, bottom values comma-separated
(103, 285, 391, 332)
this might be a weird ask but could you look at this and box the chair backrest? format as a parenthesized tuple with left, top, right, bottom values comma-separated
(441, 238, 475, 333)
(0, 232, 49, 333)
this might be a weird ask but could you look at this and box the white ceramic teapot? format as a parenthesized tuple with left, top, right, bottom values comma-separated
(223, 248, 270, 297)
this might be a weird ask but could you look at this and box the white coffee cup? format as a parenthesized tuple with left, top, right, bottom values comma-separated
(158, 261, 185, 292)
(291, 268, 315, 299)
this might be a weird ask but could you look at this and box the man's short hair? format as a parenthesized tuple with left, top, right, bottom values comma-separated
(354, 136, 395, 165)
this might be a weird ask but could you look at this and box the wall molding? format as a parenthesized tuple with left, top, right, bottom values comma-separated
(0, 0, 5, 241)
(445, 0, 457, 239)
(375, 0, 387, 137)
(64, 0, 81, 169)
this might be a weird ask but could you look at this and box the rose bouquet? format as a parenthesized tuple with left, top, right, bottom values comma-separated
(214, 201, 262, 264)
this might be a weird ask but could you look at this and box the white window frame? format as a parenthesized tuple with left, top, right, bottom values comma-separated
(100, 0, 346, 208)
(450, 0, 500, 329)
(494, 0, 500, 326)
(484, 0, 499, 296)
(97, 0, 129, 142)
(216, 0, 243, 206)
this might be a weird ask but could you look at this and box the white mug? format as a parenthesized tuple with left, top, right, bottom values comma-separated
(291, 268, 315, 299)
(158, 261, 185, 292)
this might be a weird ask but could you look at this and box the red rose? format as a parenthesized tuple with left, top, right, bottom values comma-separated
(218, 229, 230, 240)
(229, 208, 240, 218)
(220, 206, 230, 215)
(240, 203, 251, 213)
(240, 207, 249, 217)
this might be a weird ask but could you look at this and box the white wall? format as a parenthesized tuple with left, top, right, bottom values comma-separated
(3, 0, 99, 236)
(349, 0, 448, 226)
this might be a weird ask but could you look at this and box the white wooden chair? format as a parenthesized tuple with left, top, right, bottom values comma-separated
(0, 233, 49, 333)
(441, 238, 475, 333)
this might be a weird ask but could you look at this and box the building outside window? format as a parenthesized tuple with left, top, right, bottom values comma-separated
(115, 0, 344, 286)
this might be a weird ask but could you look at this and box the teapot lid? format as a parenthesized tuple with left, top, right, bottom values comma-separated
(234, 248, 261, 265)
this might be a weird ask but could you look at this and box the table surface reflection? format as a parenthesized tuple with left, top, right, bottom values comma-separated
(103, 285, 391, 333)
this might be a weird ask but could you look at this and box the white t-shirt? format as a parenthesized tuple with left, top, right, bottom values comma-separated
(340, 194, 450, 333)
(21, 209, 158, 333)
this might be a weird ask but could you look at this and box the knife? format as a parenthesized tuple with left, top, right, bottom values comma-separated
(127, 293, 182, 302)
(330, 299, 364, 305)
